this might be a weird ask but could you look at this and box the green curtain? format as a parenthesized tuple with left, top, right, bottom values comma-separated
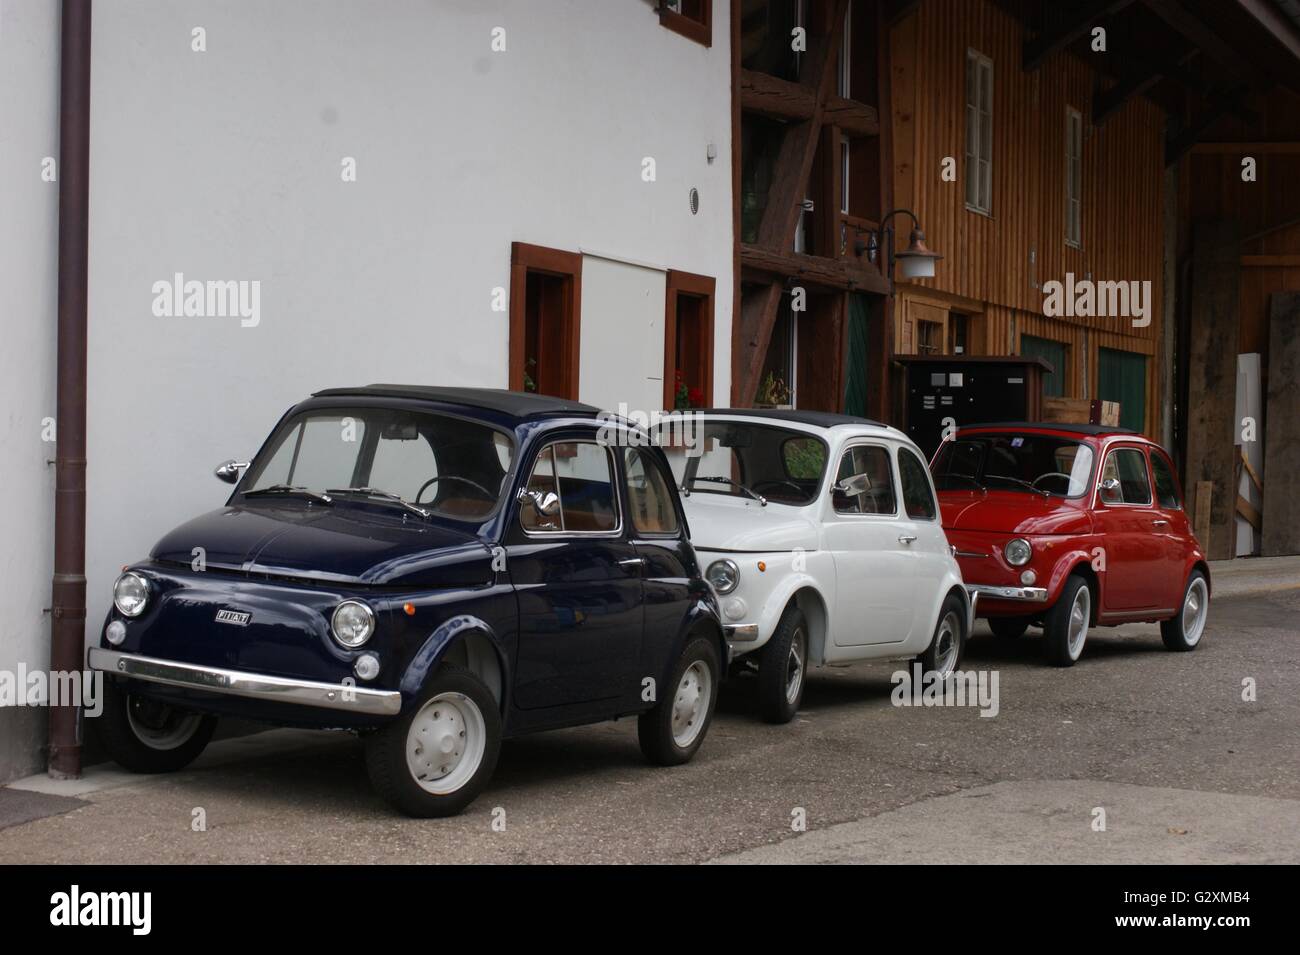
(1020, 335, 1067, 398)
(1098, 347, 1148, 432)
(843, 294, 869, 416)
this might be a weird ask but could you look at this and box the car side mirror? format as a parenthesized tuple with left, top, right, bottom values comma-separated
(214, 459, 249, 484)
(836, 473, 871, 496)
(517, 487, 561, 517)
(1099, 477, 1122, 504)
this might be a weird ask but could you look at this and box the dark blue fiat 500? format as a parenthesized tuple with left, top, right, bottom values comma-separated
(89, 386, 725, 817)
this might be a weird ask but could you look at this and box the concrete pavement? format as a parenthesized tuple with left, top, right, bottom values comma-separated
(0, 581, 1297, 864)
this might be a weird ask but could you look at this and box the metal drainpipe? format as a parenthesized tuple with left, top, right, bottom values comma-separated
(48, 0, 92, 779)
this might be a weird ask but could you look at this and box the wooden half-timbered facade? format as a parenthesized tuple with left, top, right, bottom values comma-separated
(731, 0, 896, 419)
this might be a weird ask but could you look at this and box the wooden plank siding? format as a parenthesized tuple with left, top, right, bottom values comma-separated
(889, 0, 1165, 435)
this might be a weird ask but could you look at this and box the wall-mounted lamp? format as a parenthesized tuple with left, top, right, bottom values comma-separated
(865, 209, 943, 284)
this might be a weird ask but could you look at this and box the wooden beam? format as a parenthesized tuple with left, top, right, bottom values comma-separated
(741, 244, 891, 294)
(1142, 0, 1271, 88)
(1023, 0, 1137, 71)
(1241, 254, 1300, 267)
(740, 69, 818, 122)
(1165, 89, 1253, 166)
(733, 281, 784, 407)
(822, 96, 880, 137)
(754, 0, 849, 251)
(1193, 141, 1300, 154)
(1093, 66, 1164, 125)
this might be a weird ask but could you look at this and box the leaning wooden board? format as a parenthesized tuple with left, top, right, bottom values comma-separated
(1262, 293, 1300, 556)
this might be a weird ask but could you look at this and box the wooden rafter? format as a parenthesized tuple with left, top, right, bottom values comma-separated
(741, 244, 891, 294)
(754, 0, 850, 251)
(741, 70, 879, 136)
(1142, 0, 1271, 88)
(733, 280, 785, 406)
(1022, 0, 1137, 71)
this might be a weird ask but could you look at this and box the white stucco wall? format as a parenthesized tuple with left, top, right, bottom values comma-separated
(0, 0, 61, 780)
(0, 0, 733, 780)
(83, 5, 732, 631)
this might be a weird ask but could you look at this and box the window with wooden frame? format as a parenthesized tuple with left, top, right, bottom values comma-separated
(659, 0, 711, 47)
(509, 242, 582, 400)
(1065, 107, 1083, 248)
(965, 49, 993, 215)
(663, 270, 715, 410)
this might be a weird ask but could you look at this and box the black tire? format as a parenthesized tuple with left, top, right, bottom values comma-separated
(915, 593, 967, 678)
(364, 664, 501, 818)
(756, 604, 808, 724)
(989, 616, 1031, 640)
(1043, 574, 1092, 667)
(638, 634, 720, 766)
(1161, 570, 1210, 651)
(96, 678, 217, 774)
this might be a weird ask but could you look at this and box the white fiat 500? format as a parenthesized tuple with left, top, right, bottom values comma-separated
(656, 410, 973, 723)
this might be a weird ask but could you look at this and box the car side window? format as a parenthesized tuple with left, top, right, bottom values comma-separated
(1100, 448, 1152, 505)
(521, 441, 618, 534)
(623, 448, 679, 535)
(1150, 451, 1181, 509)
(897, 447, 938, 521)
(833, 445, 897, 515)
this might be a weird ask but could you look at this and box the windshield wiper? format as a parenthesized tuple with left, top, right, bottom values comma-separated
(243, 484, 333, 504)
(944, 473, 987, 493)
(691, 476, 767, 506)
(325, 487, 431, 519)
(985, 474, 1049, 497)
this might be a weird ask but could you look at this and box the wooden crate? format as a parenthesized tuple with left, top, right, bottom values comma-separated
(1041, 398, 1121, 426)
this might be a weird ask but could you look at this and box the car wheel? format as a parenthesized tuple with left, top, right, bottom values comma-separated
(638, 634, 720, 766)
(756, 604, 808, 724)
(1161, 570, 1209, 651)
(1043, 574, 1091, 667)
(97, 678, 217, 774)
(989, 615, 1031, 640)
(915, 594, 967, 679)
(364, 664, 501, 818)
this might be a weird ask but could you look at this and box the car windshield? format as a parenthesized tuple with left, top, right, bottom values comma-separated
(932, 432, 1094, 498)
(654, 420, 828, 506)
(242, 407, 515, 521)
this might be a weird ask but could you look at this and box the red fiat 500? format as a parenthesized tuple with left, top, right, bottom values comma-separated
(931, 423, 1210, 667)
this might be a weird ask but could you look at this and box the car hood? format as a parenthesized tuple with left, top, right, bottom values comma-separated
(150, 503, 494, 588)
(681, 495, 819, 552)
(939, 491, 1094, 536)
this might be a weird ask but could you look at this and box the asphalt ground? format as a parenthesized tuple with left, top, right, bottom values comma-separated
(1, 588, 1296, 863)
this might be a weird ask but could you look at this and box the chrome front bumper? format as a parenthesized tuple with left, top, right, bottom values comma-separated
(88, 648, 403, 717)
(724, 624, 760, 642)
(965, 583, 1049, 603)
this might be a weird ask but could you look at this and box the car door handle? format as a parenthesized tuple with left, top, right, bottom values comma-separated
(618, 557, 645, 567)
(898, 534, 917, 545)
(1152, 519, 1169, 527)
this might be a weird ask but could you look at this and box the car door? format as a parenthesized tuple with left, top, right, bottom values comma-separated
(895, 444, 950, 641)
(1148, 447, 1191, 606)
(621, 446, 692, 692)
(1094, 444, 1165, 612)
(506, 437, 645, 710)
(822, 443, 915, 647)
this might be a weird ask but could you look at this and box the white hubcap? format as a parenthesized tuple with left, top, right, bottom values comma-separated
(1067, 585, 1090, 659)
(786, 629, 806, 705)
(406, 692, 487, 795)
(672, 660, 712, 748)
(933, 611, 960, 677)
(1182, 577, 1209, 646)
(127, 696, 203, 751)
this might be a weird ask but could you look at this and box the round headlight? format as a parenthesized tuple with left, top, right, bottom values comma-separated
(1004, 538, 1033, 567)
(706, 559, 740, 595)
(331, 600, 375, 648)
(113, 572, 150, 618)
